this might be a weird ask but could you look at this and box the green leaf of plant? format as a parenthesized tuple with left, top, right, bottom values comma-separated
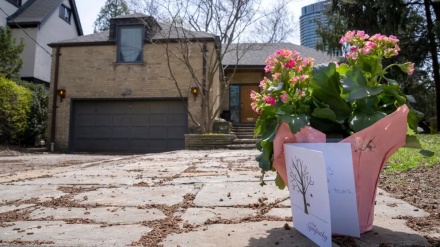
(280, 114, 309, 134)
(275, 172, 286, 190)
(342, 67, 383, 101)
(403, 135, 422, 149)
(261, 119, 278, 143)
(356, 96, 380, 115)
(419, 149, 435, 157)
(384, 77, 398, 85)
(311, 63, 351, 118)
(256, 141, 273, 172)
(349, 111, 387, 132)
(382, 85, 407, 105)
(336, 63, 350, 75)
(312, 108, 338, 122)
(358, 54, 382, 75)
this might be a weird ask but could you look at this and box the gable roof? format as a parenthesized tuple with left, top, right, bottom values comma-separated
(222, 43, 337, 67)
(50, 19, 217, 47)
(7, 0, 83, 35)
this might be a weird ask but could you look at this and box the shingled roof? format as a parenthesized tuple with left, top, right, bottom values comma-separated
(7, 0, 83, 35)
(222, 43, 337, 67)
(51, 15, 216, 46)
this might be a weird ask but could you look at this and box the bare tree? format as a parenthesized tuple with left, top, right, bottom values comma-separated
(254, 0, 296, 43)
(289, 157, 314, 214)
(130, 0, 295, 133)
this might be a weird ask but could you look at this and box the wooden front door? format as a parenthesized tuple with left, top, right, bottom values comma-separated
(240, 85, 259, 123)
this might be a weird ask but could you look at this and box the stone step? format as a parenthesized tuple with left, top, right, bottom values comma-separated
(231, 128, 255, 132)
(233, 139, 259, 144)
(234, 134, 255, 139)
(226, 143, 256, 150)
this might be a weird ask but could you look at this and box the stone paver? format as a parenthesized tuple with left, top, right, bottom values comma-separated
(73, 185, 194, 206)
(0, 221, 150, 246)
(193, 182, 290, 207)
(180, 207, 257, 226)
(0, 185, 66, 203)
(29, 206, 166, 224)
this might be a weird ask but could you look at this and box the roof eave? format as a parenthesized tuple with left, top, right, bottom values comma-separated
(7, 21, 40, 28)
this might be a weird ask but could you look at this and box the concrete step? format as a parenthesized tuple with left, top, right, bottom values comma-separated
(233, 139, 259, 144)
(226, 143, 256, 150)
(231, 128, 255, 132)
(234, 134, 255, 139)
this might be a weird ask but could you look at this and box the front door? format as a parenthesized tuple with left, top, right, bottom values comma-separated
(240, 85, 259, 123)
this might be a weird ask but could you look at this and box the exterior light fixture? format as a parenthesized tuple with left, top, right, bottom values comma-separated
(191, 86, 199, 97)
(57, 89, 66, 102)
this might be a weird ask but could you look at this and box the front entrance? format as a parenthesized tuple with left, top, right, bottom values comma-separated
(229, 85, 259, 124)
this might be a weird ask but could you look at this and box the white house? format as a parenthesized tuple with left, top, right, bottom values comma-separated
(0, 0, 83, 87)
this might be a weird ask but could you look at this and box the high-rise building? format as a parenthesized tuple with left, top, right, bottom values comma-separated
(300, 1, 329, 49)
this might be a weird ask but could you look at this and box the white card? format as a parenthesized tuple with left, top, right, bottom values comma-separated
(288, 143, 360, 237)
(284, 145, 332, 247)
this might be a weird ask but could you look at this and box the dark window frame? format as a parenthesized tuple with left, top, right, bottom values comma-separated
(59, 4, 71, 24)
(116, 25, 144, 64)
(6, 0, 21, 7)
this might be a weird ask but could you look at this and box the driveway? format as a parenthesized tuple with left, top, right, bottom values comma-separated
(0, 150, 432, 246)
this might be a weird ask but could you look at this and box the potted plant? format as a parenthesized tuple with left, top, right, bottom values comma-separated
(252, 30, 431, 233)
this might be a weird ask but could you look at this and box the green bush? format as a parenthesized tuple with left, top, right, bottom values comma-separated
(16, 80, 48, 146)
(0, 77, 32, 143)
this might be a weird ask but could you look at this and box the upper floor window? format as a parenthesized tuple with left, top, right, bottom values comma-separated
(59, 4, 71, 23)
(117, 26, 143, 63)
(6, 0, 21, 7)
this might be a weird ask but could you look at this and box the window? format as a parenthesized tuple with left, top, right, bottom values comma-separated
(117, 26, 144, 63)
(59, 4, 71, 23)
(6, 0, 21, 7)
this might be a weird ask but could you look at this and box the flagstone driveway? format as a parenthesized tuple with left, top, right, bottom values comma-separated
(0, 150, 433, 246)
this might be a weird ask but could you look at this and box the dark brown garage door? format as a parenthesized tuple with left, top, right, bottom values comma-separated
(70, 100, 187, 153)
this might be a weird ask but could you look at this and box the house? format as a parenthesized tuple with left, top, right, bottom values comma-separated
(0, 0, 83, 87)
(221, 43, 336, 124)
(47, 14, 220, 153)
(47, 14, 336, 154)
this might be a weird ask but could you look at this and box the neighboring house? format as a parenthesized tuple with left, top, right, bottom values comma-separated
(47, 14, 220, 153)
(0, 0, 83, 87)
(222, 43, 336, 124)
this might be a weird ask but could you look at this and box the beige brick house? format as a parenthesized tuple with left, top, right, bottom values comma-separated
(48, 14, 335, 153)
(48, 14, 220, 153)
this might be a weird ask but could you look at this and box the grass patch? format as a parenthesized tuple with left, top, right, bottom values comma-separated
(386, 134, 440, 172)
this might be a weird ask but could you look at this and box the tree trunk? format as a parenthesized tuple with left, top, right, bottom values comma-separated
(303, 193, 309, 214)
(425, 0, 440, 130)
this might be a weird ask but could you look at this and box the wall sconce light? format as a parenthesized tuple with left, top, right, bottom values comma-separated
(191, 86, 199, 98)
(57, 89, 66, 102)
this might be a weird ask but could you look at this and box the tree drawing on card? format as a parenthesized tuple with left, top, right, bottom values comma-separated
(289, 157, 314, 214)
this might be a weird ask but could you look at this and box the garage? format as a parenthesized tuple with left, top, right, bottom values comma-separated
(70, 100, 187, 153)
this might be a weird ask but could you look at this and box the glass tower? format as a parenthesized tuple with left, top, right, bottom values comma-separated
(300, 1, 329, 49)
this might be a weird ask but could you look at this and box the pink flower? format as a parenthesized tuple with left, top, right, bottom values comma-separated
(266, 97, 276, 106)
(273, 73, 281, 80)
(285, 60, 295, 69)
(264, 65, 271, 72)
(356, 30, 370, 40)
(297, 90, 306, 97)
(280, 92, 288, 103)
(259, 78, 267, 88)
(400, 62, 415, 76)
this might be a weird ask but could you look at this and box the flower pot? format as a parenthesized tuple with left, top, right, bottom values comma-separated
(272, 105, 409, 234)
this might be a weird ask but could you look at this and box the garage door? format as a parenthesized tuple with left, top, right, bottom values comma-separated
(70, 100, 187, 153)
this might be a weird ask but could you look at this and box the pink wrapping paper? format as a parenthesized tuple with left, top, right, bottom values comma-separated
(273, 105, 409, 233)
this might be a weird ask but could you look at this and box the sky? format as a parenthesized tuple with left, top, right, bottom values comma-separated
(75, 0, 318, 45)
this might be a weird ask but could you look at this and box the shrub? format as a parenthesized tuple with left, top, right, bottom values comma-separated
(0, 77, 32, 143)
(16, 80, 48, 146)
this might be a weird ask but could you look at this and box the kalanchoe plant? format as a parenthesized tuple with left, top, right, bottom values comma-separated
(253, 30, 430, 188)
